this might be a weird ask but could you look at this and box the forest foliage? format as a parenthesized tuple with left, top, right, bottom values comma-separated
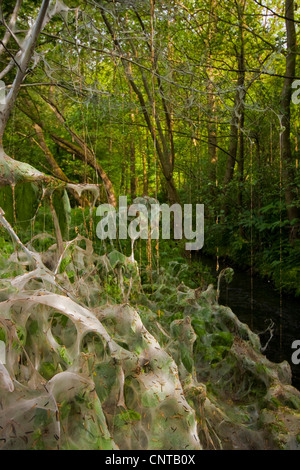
(0, 0, 300, 451)
(0, 0, 299, 293)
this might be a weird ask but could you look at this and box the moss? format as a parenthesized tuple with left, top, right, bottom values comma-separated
(269, 397, 281, 409)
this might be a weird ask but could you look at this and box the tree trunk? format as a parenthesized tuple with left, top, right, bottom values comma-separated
(223, 107, 239, 186)
(237, 10, 245, 209)
(280, 0, 300, 241)
(0, 0, 23, 57)
(35, 95, 116, 207)
(223, 2, 246, 188)
(237, 112, 245, 208)
(0, 0, 59, 197)
(0, 0, 51, 146)
(207, 0, 218, 186)
(207, 86, 218, 185)
(130, 138, 136, 201)
(100, 7, 179, 204)
(32, 123, 86, 206)
(50, 134, 116, 207)
(33, 123, 69, 182)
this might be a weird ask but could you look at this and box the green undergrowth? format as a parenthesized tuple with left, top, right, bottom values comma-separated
(0, 191, 299, 450)
(0, 220, 300, 450)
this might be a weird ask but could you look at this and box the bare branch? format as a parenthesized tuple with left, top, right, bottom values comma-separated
(0, 0, 23, 56)
(0, 0, 51, 143)
(253, 0, 300, 24)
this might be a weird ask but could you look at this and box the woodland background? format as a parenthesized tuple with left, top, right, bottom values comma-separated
(0, 0, 300, 451)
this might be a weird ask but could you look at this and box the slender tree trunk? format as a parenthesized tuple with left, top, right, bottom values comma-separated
(32, 123, 86, 206)
(50, 134, 116, 207)
(19, 97, 116, 206)
(0, 0, 51, 146)
(237, 113, 245, 207)
(33, 123, 69, 182)
(236, 1, 246, 210)
(223, 3, 245, 187)
(280, 0, 300, 241)
(141, 132, 148, 195)
(142, 150, 148, 195)
(129, 101, 136, 201)
(36, 96, 116, 207)
(130, 138, 136, 201)
(207, 0, 218, 186)
(207, 84, 218, 184)
(0, 1, 62, 191)
(223, 107, 239, 186)
(99, 7, 179, 204)
(0, 0, 23, 57)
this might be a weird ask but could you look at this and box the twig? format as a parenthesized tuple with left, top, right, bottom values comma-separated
(0, 207, 36, 267)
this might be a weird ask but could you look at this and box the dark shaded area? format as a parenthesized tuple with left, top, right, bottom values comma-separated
(198, 254, 300, 390)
